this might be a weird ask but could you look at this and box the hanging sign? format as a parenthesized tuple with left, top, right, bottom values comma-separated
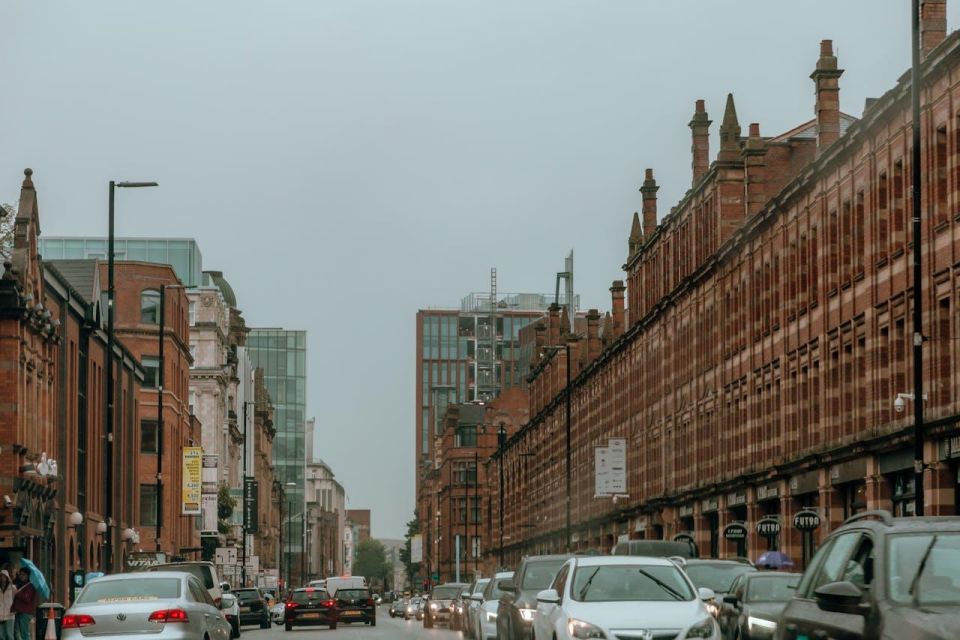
(673, 532, 696, 545)
(756, 517, 782, 538)
(723, 522, 748, 541)
(793, 509, 822, 531)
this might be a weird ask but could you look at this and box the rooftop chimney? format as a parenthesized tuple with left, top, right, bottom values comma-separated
(743, 123, 769, 216)
(610, 281, 626, 338)
(921, 0, 947, 58)
(717, 93, 742, 163)
(585, 309, 602, 363)
(811, 39, 844, 154)
(640, 169, 659, 237)
(689, 99, 712, 184)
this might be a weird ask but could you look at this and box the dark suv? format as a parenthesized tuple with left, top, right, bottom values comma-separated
(497, 555, 572, 640)
(423, 582, 468, 629)
(777, 510, 960, 639)
(232, 587, 272, 629)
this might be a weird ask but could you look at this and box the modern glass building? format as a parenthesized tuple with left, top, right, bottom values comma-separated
(39, 237, 204, 287)
(246, 328, 308, 577)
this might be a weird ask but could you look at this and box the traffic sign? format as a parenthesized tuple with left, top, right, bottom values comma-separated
(215, 547, 238, 566)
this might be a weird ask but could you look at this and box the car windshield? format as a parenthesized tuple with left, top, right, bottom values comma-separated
(431, 587, 461, 600)
(522, 560, 565, 590)
(888, 533, 960, 604)
(410, 597, 421, 604)
(745, 574, 800, 602)
(292, 590, 331, 604)
(77, 578, 181, 604)
(571, 564, 695, 602)
(233, 589, 261, 602)
(684, 563, 756, 593)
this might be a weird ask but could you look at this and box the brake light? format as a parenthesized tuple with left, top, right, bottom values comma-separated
(148, 609, 190, 623)
(321, 599, 336, 608)
(305, 588, 315, 592)
(367, 599, 375, 606)
(286, 601, 299, 609)
(214, 598, 222, 608)
(62, 614, 96, 629)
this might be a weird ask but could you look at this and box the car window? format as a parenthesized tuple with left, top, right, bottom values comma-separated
(731, 575, 745, 600)
(473, 579, 489, 595)
(188, 578, 212, 605)
(841, 536, 875, 591)
(431, 586, 461, 599)
(887, 532, 960, 604)
(808, 533, 862, 594)
(745, 574, 801, 602)
(150, 564, 215, 590)
(684, 563, 755, 593)
(485, 576, 513, 600)
(522, 560, 565, 590)
(293, 590, 332, 603)
(552, 563, 570, 601)
(571, 564, 695, 602)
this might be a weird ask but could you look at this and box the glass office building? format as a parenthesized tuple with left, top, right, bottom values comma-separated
(39, 237, 204, 287)
(247, 329, 308, 574)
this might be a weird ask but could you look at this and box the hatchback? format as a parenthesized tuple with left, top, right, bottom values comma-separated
(284, 587, 338, 631)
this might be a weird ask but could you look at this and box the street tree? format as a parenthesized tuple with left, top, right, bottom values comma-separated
(1, 203, 15, 260)
(399, 512, 421, 589)
(353, 538, 392, 590)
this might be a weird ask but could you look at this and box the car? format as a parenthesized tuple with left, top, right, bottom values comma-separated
(532, 555, 720, 640)
(284, 587, 338, 631)
(450, 584, 473, 631)
(389, 598, 408, 618)
(232, 587, 272, 629)
(325, 575, 367, 597)
(611, 539, 700, 559)
(463, 579, 490, 639)
(62, 571, 232, 640)
(683, 559, 758, 620)
(143, 561, 224, 606)
(719, 571, 800, 640)
(270, 601, 286, 625)
(476, 572, 514, 640)
(336, 586, 377, 626)
(220, 593, 242, 638)
(416, 596, 427, 620)
(307, 579, 327, 592)
(405, 596, 422, 619)
(498, 554, 572, 640)
(777, 510, 960, 640)
(423, 581, 468, 629)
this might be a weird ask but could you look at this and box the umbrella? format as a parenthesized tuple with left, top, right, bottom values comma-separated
(18, 558, 50, 600)
(756, 551, 794, 570)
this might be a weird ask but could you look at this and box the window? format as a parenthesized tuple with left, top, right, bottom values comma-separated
(189, 344, 197, 368)
(807, 533, 861, 595)
(141, 289, 161, 324)
(141, 420, 159, 454)
(456, 425, 477, 447)
(453, 461, 477, 485)
(142, 356, 160, 389)
(188, 390, 196, 415)
(140, 484, 158, 526)
(188, 301, 196, 326)
(470, 497, 481, 524)
(471, 536, 481, 559)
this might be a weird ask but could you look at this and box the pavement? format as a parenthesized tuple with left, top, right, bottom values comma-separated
(239, 607, 463, 639)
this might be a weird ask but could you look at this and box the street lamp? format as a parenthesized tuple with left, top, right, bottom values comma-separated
(156, 283, 184, 554)
(910, 0, 926, 517)
(106, 179, 157, 572)
(542, 342, 573, 552)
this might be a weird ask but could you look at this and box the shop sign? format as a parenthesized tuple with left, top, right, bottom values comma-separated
(181, 447, 202, 515)
(126, 552, 167, 569)
(793, 509, 822, 531)
(673, 532, 696, 545)
(700, 497, 719, 513)
(756, 517, 781, 538)
(678, 504, 694, 518)
(633, 516, 648, 533)
(723, 522, 747, 541)
(727, 492, 747, 507)
(756, 483, 780, 502)
(939, 435, 960, 461)
(789, 469, 820, 496)
(243, 477, 259, 533)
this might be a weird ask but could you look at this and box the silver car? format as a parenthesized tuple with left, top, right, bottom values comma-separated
(62, 571, 232, 640)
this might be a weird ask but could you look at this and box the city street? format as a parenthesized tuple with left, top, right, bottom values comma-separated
(239, 610, 461, 639)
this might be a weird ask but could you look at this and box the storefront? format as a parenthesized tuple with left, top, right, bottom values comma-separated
(879, 449, 916, 517)
(701, 497, 720, 558)
(831, 458, 867, 520)
(755, 482, 781, 551)
(726, 491, 748, 557)
(939, 435, 960, 515)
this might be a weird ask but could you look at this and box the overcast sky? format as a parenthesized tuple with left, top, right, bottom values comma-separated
(1, 1, 953, 539)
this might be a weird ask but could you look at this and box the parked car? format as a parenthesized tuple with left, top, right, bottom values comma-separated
(476, 572, 514, 640)
(220, 593, 241, 638)
(719, 571, 800, 640)
(532, 555, 720, 640)
(463, 578, 490, 639)
(498, 554, 572, 640)
(777, 510, 960, 640)
(683, 558, 758, 618)
(143, 560, 224, 605)
(232, 587, 272, 629)
(450, 584, 474, 631)
(336, 587, 377, 626)
(423, 582, 469, 629)
(284, 587, 338, 631)
(405, 596, 422, 619)
(270, 601, 286, 625)
(389, 598, 408, 618)
(62, 571, 232, 640)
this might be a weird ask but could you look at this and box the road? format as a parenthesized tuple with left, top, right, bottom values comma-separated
(239, 608, 462, 640)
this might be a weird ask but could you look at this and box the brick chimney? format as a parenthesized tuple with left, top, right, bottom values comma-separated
(743, 123, 768, 216)
(585, 308, 602, 362)
(811, 39, 844, 154)
(566, 334, 581, 378)
(689, 99, 712, 185)
(547, 303, 562, 349)
(533, 320, 546, 365)
(717, 93, 742, 163)
(610, 281, 626, 338)
(921, 0, 947, 58)
(640, 169, 659, 237)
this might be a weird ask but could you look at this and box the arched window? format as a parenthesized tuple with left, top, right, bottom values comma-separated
(141, 289, 161, 324)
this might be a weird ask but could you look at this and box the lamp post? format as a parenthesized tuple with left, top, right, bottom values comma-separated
(106, 179, 158, 572)
(156, 283, 184, 554)
(910, 0, 926, 518)
(285, 482, 296, 589)
(543, 343, 572, 552)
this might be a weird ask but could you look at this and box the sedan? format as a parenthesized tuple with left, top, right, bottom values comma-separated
(720, 572, 800, 640)
(389, 598, 408, 618)
(533, 555, 721, 640)
(477, 572, 513, 640)
(62, 571, 232, 640)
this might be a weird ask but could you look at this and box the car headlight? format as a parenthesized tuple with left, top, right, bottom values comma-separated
(485, 611, 498, 623)
(519, 608, 536, 622)
(567, 618, 606, 639)
(704, 599, 720, 618)
(429, 603, 438, 610)
(747, 616, 777, 634)
(685, 617, 717, 638)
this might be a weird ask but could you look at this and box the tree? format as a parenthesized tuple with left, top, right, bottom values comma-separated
(399, 512, 421, 589)
(1, 202, 15, 261)
(217, 483, 236, 535)
(353, 539, 391, 588)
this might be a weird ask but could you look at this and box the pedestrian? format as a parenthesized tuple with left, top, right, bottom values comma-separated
(11, 568, 35, 640)
(0, 570, 15, 640)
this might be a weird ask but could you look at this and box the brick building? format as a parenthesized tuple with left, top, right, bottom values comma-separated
(252, 368, 279, 574)
(498, 8, 960, 569)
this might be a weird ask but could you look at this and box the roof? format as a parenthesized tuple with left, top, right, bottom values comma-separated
(204, 270, 237, 307)
(573, 556, 677, 567)
(46, 259, 100, 304)
(768, 112, 858, 143)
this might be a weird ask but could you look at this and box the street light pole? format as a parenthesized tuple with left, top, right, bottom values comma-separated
(910, 0, 926, 518)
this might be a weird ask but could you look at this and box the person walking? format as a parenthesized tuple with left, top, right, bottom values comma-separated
(11, 568, 35, 640)
(0, 570, 15, 640)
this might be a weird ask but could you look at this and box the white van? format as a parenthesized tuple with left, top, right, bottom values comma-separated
(324, 576, 366, 597)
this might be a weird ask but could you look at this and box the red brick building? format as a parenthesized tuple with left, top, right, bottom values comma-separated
(498, 8, 960, 569)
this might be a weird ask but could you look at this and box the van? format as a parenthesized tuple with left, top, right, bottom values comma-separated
(143, 560, 224, 604)
(610, 539, 699, 559)
(324, 576, 367, 597)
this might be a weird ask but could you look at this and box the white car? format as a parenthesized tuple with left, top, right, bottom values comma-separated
(532, 555, 720, 640)
(475, 571, 513, 640)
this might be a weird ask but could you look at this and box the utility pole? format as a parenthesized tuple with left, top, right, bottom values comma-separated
(911, 0, 926, 517)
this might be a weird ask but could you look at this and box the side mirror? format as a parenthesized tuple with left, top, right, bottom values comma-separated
(814, 581, 870, 616)
(697, 587, 716, 602)
(499, 580, 517, 593)
(536, 589, 560, 605)
(722, 595, 738, 605)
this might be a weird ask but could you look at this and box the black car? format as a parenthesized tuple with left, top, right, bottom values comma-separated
(683, 558, 758, 621)
(497, 554, 571, 640)
(720, 571, 800, 639)
(336, 587, 377, 626)
(284, 587, 338, 631)
(232, 587, 272, 629)
(777, 510, 960, 639)
(423, 582, 468, 629)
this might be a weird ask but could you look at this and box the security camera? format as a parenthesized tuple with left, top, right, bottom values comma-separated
(2, 495, 10, 508)
(894, 396, 906, 413)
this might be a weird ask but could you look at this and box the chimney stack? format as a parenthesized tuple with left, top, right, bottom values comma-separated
(743, 123, 769, 216)
(640, 169, 659, 237)
(585, 308, 602, 362)
(547, 303, 562, 349)
(610, 281, 626, 338)
(717, 93, 742, 163)
(689, 99, 712, 184)
(811, 39, 844, 154)
(921, 0, 947, 58)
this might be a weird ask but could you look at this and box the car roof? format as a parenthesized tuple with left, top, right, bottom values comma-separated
(521, 554, 572, 563)
(684, 559, 753, 566)
(95, 571, 194, 582)
(839, 514, 960, 533)
(573, 555, 679, 568)
(436, 582, 468, 588)
(494, 571, 514, 579)
(742, 572, 802, 580)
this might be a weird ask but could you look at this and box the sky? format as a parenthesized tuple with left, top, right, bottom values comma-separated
(1, 0, 955, 539)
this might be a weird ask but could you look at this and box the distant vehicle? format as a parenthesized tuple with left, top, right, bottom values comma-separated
(463, 579, 490, 640)
(270, 601, 286, 625)
(336, 587, 377, 626)
(406, 596, 422, 620)
(61, 571, 232, 640)
(611, 539, 700, 559)
(498, 554, 572, 640)
(143, 560, 224, 606)
(220, 593, 241, 638)
(719, 571, 801, 640)
(477, 572, 514, 640)
(232, 587, 272, 629)
(415, 596, 427, 620)
(423, 582, 468, 629)
(682, 558, 757, 620)
(389, 598, 408, 618)
(325, 575, 367, 597)
(307, 579, 327, 591)
(450, 584, 473, 631)
(284, 587, 338, 631)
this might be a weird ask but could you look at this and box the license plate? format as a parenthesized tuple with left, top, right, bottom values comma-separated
(239, 607, 250, 613)
(301, 613, 320, 619)
(342, 611, 360, 616)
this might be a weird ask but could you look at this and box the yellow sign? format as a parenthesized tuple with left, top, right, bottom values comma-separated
(182, 447, 202, 515)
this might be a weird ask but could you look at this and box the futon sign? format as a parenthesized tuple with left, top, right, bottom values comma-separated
(723, 522, 747, 541)
(793, 509, 822, 531)
(756, 517, 781, 538)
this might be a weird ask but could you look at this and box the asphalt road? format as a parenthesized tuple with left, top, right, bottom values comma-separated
(238, 608, 462, 639)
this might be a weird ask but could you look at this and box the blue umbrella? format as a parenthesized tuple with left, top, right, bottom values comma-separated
(18, 558, 50, 600)
(756, 551, 794, 570)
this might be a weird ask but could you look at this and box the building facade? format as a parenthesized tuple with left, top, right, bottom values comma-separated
(40, 237, 203, 287)
(305, 458, 345, 580)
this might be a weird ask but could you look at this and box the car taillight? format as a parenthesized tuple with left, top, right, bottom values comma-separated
(148, 609, 190, 623)
(367, 599, 375, 606)
(286, 601, 298, 609)
(214, 598, 222, 608)
(322, 600, 336, 608)
(62, 614, 96, 629)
